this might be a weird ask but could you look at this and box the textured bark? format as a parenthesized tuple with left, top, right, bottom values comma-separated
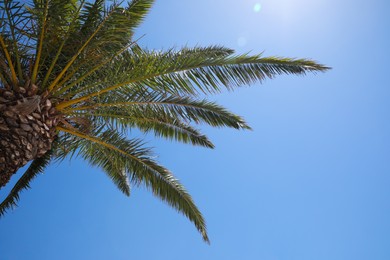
(0, 86, 58, 188)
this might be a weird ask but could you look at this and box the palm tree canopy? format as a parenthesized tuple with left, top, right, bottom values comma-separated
(0, 0, 329, 243)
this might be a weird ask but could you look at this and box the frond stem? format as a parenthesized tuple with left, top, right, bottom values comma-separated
(54, 35, 145, 97)
(48, 2, 123, 93)
(31, 0, 50, 85)
(41, 0, 86, 89)
(0, 35, 18, 86)
(57, 126, 141, 162)
(4, 0, 23, 80)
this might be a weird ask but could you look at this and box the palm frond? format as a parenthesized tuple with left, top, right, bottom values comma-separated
(125, 0, 154, 39)
(56, 48, 330, 110)
(41, 0, 153, 93)
(47, 1, 122, 92)
(76, 109, 215, 148)
(78, 0, 105, 34)
(1, 0, 27, 80)
(80, 137, 132, 196)
(52, 41, 136, 97)
(40, 0, 85, 89)
(31, 0, 49, 84)
(67, 89, 251, 130)
(57, 126, 209, 243)
(92, 0, 154, 50)
(0, 149, 53, 217)
(55, 45, 234, 99)
(0, 34, 18, 86)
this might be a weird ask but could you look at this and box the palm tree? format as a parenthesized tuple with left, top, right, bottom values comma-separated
(0, 0, 329, 242)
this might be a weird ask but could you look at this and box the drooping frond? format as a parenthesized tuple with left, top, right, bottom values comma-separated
(0, 148, 53, 217)
(89, 89, 251, 129)
(77, 109, 215, 148)
(57, 126, 209, 243)
(65, 88, 251, 136)
(61, 85, 251, 147)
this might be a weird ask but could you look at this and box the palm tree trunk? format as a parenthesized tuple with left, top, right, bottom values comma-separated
(0, 88, 57, 188)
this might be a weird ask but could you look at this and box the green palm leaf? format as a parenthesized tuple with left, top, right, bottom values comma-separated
(56, 48, 329, 109)
(59, 127, 209, 243)
(67, 89, 251, 130)
(81, 110, 215, 148)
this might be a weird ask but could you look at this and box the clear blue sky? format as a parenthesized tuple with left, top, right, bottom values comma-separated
(1, 0, 390, 259)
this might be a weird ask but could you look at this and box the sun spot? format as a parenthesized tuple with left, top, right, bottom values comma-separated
(253, 3, 262, 13)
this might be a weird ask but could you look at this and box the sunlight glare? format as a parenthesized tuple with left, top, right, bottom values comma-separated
(253, 3, 262, 13)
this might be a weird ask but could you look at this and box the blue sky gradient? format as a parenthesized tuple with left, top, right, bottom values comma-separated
(1, 0, 389, 259)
